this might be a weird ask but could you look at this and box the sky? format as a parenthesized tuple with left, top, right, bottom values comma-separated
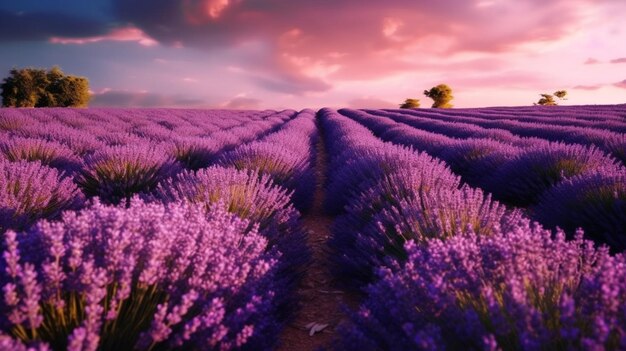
(0, 0, 625, 109)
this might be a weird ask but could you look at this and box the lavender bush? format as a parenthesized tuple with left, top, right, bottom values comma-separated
(76, 144, 181, 205)
(167, 137, 220, 170)
(219, 142, 315, 212)
(337, 222, 626, 350)
(0, 160, 84, 233)
(333, 182, 520, 288)
(487, 143, 623, 206)
(535, 169, 626, 251)
(153, 166, 309, 316)
(1, 137, 82, 174)
(0, 199, 281, 350)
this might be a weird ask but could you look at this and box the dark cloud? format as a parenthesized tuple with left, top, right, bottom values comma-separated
(90, 90, 207, 107)
(223, 96, 262, 109)
(0, 10, 110, 41)
(610, 57, 626, 64)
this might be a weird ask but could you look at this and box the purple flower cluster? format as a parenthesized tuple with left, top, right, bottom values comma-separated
(0, 199, 282, 350)
(0, 160, 84, 233)
(219, 110, 318, 211)
(535, 169, 626, 251)
(1, 137, 82, 174)
(76, 144, 182, 205)
(486, 142, 623, 206)
(320, 109, 520, 288)
(337, 221, 626, 350)
(153, 166, 309, 317)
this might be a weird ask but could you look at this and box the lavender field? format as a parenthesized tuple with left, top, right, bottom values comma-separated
(1, 105, 625, 350)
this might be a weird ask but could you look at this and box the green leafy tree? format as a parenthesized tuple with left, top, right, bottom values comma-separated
(1, 66, 90, 107)
(424, 84, 453, 108)
(534, 90, 567, 106)
(400, 98, 420, 108)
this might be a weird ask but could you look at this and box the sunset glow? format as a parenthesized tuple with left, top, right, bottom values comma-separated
(0, 0, 624, 108)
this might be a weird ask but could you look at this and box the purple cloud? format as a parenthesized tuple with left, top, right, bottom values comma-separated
(90, 89, 207, 107)
(222, 96, 262, 109)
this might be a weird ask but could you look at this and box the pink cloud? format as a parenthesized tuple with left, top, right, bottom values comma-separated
(611, 57, 626, 64)
(573, 84, 603, 90)
(222, 96, 262, 109)
(113, 0, 617, 86)
(90, 89, 206, 107)
(614, 80, 626, 89)
(584, 57, 600, 64)
(50, 27, 158, 47)
(348, 97, 398, 109)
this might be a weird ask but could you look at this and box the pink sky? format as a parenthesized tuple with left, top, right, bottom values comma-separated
(1, 0, 625, 108)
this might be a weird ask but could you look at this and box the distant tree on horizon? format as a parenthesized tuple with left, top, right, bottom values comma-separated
(424, 84, 453, 108)
(400, 98, 420, 108)
(0, 66, 90, 107)
(535, 90, 567, 106)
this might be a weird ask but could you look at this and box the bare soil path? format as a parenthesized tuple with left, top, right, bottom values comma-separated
(277, 123, 357, 351)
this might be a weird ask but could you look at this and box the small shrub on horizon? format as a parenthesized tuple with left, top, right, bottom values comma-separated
(399, 98, 420, 109)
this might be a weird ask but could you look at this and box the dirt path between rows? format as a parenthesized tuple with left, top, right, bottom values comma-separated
(277, 124, 357, 350)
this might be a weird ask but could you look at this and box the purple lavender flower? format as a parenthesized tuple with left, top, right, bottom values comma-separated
(337, 223, 626, 350)
(218, 141, 315, 212)
(1, 137, 82, 174)
(0, 160, 84, 233)
(166, 136, 220, 170)
(534, 169, 626, 251)
(332, 180, 521, 288)
(76, 144, 181, 205)
(153, 166, 310, 288)
(439, 138, 522, 187)
(1, 199, 281, 350)
(487, 142, 623, 206)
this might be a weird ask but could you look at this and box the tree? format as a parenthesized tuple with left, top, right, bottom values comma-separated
(1, 66, 90, 107)
(400, 98, 420, 108)
(534, 90, 567, 106)
(554, 90, 567, 99)
(424, 84, 453, 108)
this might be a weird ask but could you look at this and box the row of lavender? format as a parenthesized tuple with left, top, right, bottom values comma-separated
(369, 106, 626, 166)
(340, 108, 626, 251)
(319, 108, 626, 350)
(0, 108, 317, 350)
(0, 108, 293, 231)
(388, 104, 626, 132)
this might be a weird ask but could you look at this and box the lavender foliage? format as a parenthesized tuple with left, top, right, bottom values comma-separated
(535, 169, 626, 251)
(0, 160, 84, 233)
(76, 144, 182, 205)
(0, 199, 281, 351)
(1, 137, 82, 174)
(487, 142, 623, 206)
(153, 166, 309, 316)
(337, 223, 626, 350)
